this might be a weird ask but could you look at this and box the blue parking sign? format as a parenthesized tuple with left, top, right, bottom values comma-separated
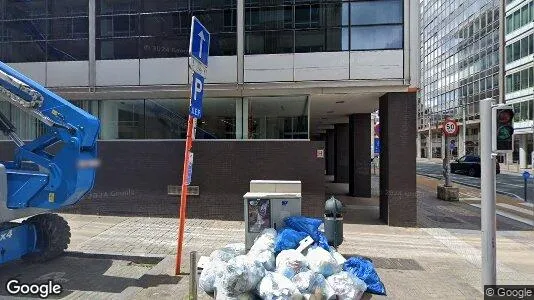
(189, 17, 210, 66)
(190, 72, 204, 119)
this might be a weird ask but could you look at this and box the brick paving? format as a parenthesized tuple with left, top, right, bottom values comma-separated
(0, 175, 533, 299)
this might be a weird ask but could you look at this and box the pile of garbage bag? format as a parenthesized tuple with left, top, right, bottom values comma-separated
(199, 216, 386, 299)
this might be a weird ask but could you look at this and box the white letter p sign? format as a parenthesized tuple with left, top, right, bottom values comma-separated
(194, 78, 203, 101)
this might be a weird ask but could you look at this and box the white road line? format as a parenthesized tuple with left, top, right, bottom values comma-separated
(496, 182, 524, 188)
(496, 203, 534, 216)
(471, 204, 534, 226)
(519, 202, 534, 208)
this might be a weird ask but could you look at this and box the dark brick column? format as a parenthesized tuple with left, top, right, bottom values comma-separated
(326, 129, 335, 176)
(379, 92, 417, 227)
(334, 123, 349, 183)
(349, 114, 371, 197)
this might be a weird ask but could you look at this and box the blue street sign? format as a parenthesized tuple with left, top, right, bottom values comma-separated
(189, 72, 204, 119)
(523, 171, 531, 180)
(189, 17, 210, 67)
(374, 138, 380, 154)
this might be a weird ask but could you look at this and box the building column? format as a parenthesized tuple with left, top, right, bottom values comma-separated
(458, 126, 465, 157)
(334, 123, 349, 183)
(379, 92, 417, 227)
(349, 114, 371, 197)
(519, 134, 528, 169)
(326, 129, 335, 176)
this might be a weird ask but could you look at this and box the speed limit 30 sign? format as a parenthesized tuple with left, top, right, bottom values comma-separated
(442, 119, 459, 137)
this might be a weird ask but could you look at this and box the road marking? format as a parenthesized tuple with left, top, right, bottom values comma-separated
(496, 203, 534, 216)
(518, 202, 534, 208)
(495, 182, 524, 188)
(422, 227, 517, 293)
(471, 204, 534, 226)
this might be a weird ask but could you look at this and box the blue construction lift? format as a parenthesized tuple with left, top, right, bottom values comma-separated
(0, 61, 99, 265)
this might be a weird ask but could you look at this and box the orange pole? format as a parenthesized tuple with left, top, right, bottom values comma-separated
(175, 115, 194, 275)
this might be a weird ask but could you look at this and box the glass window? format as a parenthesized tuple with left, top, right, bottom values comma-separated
(521, 69, 529, 90)
(350, 0, 402, 26)
(48, 0, 88, 17)
(97, 37, 139, 59)
(48, 39, 89, 61)
(521, 101, 528, 121)
(248, 96, 308, 139)
(0, 41, 46, 62)
(99, 100, 144, 140)
(350, 25, 403, 50)
(245, 30, 294, 54)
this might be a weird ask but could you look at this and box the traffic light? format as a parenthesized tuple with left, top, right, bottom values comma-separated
(492, 106, 515, 152)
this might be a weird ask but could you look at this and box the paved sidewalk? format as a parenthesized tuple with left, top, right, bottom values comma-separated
(0, 176, 532, 299)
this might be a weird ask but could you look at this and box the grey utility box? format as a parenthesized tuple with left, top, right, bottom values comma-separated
(244, 192, 301, 250)
(249, 180, 301, 193)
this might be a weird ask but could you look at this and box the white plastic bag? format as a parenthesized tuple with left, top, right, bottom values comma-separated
(292, 270, 335, 298)
(211, 248, 239, 262)
(250, 228, 277, 253)
(215, 255, 266, 296)
(215, 291, 255, 300)
(257, 271, 301, 299)
(305, 247, 340, 277)
(199, 259, 227, 294)
(224, 243, 246, 256)
(249, 250, 276, 271)
(326, 271, 367, 300)
(276, 249, 308, 279)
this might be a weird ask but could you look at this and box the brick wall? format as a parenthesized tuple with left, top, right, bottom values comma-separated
(0, 140, 325, 220)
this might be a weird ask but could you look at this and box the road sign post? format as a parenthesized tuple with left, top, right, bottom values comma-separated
(442, 118, 459, 187)
(176, 16, 210, 275)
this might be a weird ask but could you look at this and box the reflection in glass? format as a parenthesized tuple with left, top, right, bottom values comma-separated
(248, 96, 308, 139)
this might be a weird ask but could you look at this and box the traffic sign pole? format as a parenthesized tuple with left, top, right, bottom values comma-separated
(176, 115, 194, 275)
(176, 16, 210, 275)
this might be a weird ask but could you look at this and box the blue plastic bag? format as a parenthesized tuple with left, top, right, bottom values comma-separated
(343, 257, 386, 295)
(274, 228, 308, 254)
(284, 216, 330, 251)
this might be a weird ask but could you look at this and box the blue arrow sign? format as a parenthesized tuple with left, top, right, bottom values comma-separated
(523, 171, 531, 180)
(190, 72, 204, 119)
(189, 17, 210, 67)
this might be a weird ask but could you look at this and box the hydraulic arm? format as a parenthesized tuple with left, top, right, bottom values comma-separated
(0, 60, 99, 265)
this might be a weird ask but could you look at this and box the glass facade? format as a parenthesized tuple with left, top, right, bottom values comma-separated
(0, 97, 309, 140)
(419, 0, 500, 131)
(244, 0, 403, 54)
(96, 0, 237, 59)
(0, 0, 89, 62)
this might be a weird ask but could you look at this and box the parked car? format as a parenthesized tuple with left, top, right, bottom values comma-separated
(450, 155, 500, 177)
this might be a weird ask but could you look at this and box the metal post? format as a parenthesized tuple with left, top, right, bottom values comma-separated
(189, 251, 198, 299)
(443, 135, 451, 187)
(480, 98, 497, 286)
(524, 177, 527, 202)
(498, 0, 505, 105)
(463, 104, 467, 156)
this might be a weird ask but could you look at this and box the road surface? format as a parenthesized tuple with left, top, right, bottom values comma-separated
(417, 161, 534, 203)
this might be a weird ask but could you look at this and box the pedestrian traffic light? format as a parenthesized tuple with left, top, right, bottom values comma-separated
(492, 106, 514, 152)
